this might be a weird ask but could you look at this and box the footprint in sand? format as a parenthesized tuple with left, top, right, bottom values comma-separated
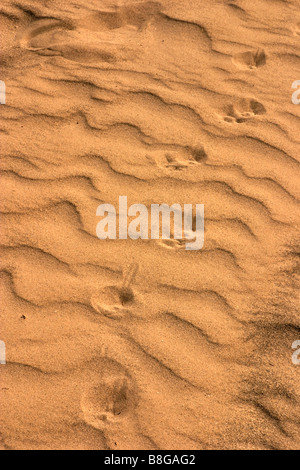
(78, 1, 161, 32)
(18, 18, 117, 62)
(18, 18, 73, 55)
(91, 263, 139, 320)
(291, 23, 300, 36)
(81, 371, 136, 430)
(232, 49, 266, 70)
(81, 360, 146, 449)
(18, 2, 161, 64)
(148, 146, 207, 172)
(164, 148, 207, 171)
(59, 2, 161, 64)
(158, 237, 187, 250)
(156, 216, 198, 251)
(224, 98, 266, 123)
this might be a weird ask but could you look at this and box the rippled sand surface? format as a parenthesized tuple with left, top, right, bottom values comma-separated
(1, 0, 300, 450)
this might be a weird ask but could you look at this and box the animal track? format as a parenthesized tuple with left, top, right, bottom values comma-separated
(81, 361, 152, 449)
(91, 263, 139, 319)
(232, 49, 266, 70)
(18, 19, 73, 54)
(80, 2, 161, 32)
(156, 215, 198, 250)
(18, 18, 122, 63)
(148, 147, 207, 171)
(291, 23, 300, 36)
(164, 149, 207, 170)
(18, 3, 161, 63)
(81, 371, 136, 431)
(158, 237, 186, 250)
(224, 99, 266, 123)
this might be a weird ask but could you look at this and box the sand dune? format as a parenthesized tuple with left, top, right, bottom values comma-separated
(1, 0, 300, 450)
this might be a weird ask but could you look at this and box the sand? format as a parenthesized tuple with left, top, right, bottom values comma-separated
(1, 0, 300, 451)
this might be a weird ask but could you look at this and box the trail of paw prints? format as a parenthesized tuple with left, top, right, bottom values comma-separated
(223, 99, 266, 124)
(232, 49, 266, 70)
(81, 361, 155, 450)
(91, 263, 141, 320)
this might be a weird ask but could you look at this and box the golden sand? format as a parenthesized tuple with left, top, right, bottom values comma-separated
(1, 0, 300, 450)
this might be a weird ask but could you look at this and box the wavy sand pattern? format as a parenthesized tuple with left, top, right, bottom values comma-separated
(1, 0, 300, 450)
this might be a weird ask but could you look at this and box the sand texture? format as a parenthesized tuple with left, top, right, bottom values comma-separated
(1, 0, 300, 450)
